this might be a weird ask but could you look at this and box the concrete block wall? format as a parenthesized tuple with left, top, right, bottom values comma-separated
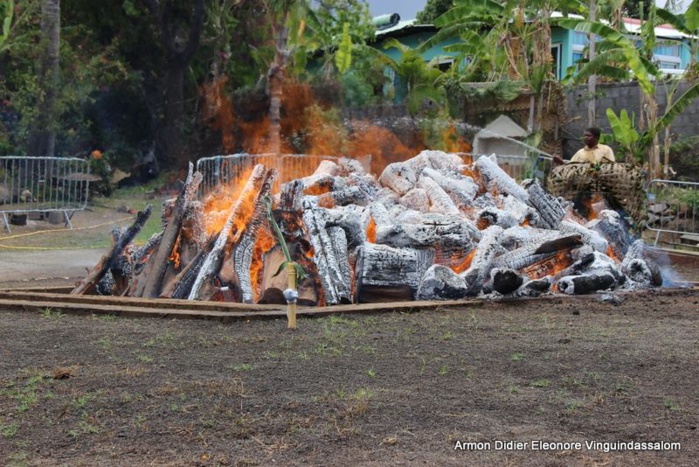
(564, 81, 699, 158)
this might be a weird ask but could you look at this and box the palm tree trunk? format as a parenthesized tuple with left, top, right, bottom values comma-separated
(27, 0, 60, 158)
(267, 18, 290, 155)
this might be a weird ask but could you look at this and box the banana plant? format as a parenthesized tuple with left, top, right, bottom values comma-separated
(605, 108, 643, 163)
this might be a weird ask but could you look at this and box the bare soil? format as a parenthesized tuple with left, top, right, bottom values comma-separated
(1, 201, 699, 466)
(0, 288, 697, 466)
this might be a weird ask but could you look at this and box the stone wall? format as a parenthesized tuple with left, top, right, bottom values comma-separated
(563, 81, 699, 158)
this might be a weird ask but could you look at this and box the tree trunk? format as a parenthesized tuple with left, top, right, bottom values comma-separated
(267, 13, 290, 155)
(587, 0, 596, 127)
(142, 0, 205, 167)
(27, 0, 60, 158)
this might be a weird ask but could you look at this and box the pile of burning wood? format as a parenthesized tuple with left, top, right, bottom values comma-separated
(72, 151, 664, 305)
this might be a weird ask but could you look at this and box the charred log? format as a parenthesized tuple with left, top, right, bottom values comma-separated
(71, 205, 153, 295)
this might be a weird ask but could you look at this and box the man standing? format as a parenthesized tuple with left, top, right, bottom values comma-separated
(553, 127, 615, 165)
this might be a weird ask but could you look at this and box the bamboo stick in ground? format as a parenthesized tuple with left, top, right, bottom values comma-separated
(286, 262, 297, 329)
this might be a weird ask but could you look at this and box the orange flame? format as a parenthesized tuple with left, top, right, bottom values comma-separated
(169, 234, 182, 270)
(250, 227, 277, 302)
(451, 249, 475, 274)
(522, 250, 574, 279)
(366, 216, 376, 243)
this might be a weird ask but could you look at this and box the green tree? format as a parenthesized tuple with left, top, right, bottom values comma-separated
(416, 0, 454, 24)
(140, 0, 206, 167)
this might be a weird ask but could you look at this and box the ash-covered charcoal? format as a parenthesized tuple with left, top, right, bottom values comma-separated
(324, 205, 367, 250)
(524, 179, 565, 229)
(399, 188, 430, 211)
(379, 162, 416, 195)
(460, 225, 505, 296)
(514, 277, 552, 297)
(477, 206, 520, 229)
(338, 157, 366, 175)
(557, 272, 618, 295)
(375, 217, 473, 249)
(355, 243, 435, 302)
(559, 220, 609, 253)
(588, 210, 633, 258)
(500, 226, 559, 250)
(95, 271, 116, 295)
(490, 268, 525, 295)
(474, 154, 529, 202)
(420, 166, 478, 206)
(417, 174, 460, 215)
(421, 150, 464, 172)
(620, 239, 663, 287)
(416, 264, 469, 300)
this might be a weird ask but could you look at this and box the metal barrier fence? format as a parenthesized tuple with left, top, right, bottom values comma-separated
(195, 153, 372, 198)
(646, 179, 699, 248)
(1, 156, 92, 233)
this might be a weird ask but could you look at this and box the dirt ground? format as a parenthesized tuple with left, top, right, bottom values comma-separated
(0, 288, 697, 466)
(1, 204, 699, 466)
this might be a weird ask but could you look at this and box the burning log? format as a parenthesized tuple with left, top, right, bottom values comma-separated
(400, 188, 429, 211)
(355, 243, 435, 302)
(188, 165, 276, 301)
(420, 167, 478, 206)
(71, 205, 153, 295)
(460, 225, 505, 296)
(525, 179, 565, 229)
(513, 277, 552, 297)
(559, 220, 609, 253)
(302, 201, 352, 304)
(492, 235, 582, 272)
(139, 164, 202, 298)
(474, 155, 529, 202)
(589, 210, 633, 259)
(230, 184, 276, 303)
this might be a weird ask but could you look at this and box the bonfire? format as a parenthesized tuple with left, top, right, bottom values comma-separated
(71, 151, 664, 305)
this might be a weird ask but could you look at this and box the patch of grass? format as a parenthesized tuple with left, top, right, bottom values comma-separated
(1, 423, 19, 438)
(531, 379, 552, 388)
(508, 385, 520, 394)
(40, 308, 64, 319)
(233, 363, 253, 372)
(1, 373, 48, 413)
(438, 364, 448, 376)
(366, 368, 376, 379)
(511, 352, 525, 361)
(664, 398, 680, 411)
(137, 355, 154, 363)
(143, 330, 178, 348)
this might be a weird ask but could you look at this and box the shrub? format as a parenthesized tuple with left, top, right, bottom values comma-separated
(668, 136, 699, 182)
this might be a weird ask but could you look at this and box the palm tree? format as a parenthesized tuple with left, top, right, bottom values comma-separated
(27, 0, 60, 158)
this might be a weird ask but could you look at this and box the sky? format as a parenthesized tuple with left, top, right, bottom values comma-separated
(368, 0, 427, 21)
